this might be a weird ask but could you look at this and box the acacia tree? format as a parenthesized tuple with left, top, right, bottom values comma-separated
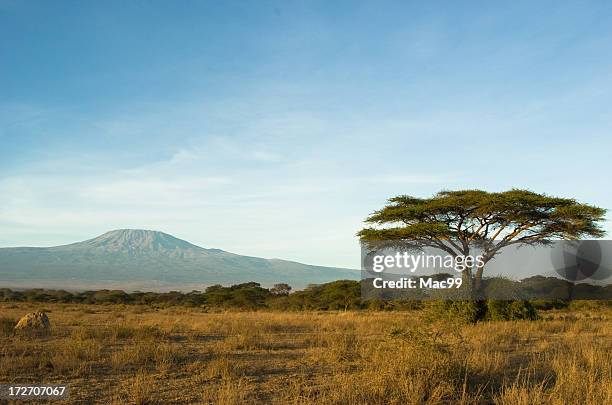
(358, 189, 606, 292)
(270, 283, 292, 296)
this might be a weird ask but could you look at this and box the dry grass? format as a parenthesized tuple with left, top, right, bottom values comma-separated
(0, 303, 609, 404)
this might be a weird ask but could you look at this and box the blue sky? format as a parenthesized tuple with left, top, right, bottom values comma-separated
(1, 1, 612, 268)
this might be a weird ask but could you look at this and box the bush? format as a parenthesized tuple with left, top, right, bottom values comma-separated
(507, 300, 539, 320)
(426, 300, 487, 324)
(427, 299, 538, 323)
(486, 300, 510, 321)
(487, 300, 539, 321)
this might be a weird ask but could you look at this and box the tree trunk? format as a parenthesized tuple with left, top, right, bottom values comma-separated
(460, 269, 473, 300)
(474, 265, 484, 293)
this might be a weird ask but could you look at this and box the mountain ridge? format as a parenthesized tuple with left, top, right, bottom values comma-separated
(74, 229, 205, 251)
(0, 229, 358, 291)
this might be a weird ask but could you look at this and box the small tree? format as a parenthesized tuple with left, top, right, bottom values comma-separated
(270, 283, 292, 296)
(358, 189, 606, 293)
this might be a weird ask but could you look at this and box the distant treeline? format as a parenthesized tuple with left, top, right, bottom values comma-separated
(0, 281, 365, 311)
(0, 276, 609, 311)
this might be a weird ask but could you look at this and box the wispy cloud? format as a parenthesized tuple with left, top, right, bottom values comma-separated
(3, 0, 612, 266)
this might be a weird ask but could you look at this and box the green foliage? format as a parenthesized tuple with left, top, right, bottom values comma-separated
(506, 300, 539, 320)
(426, 299, 539, 323)
(359, 189, 606, 244)
(425, 300, 488, 324)
(270, 283, 292, 296)
(286, 280, 362, 310)
(0, 282, 593, 319)
(486, 300, 539, 321)
(358, 189, 607, 293)
(486, 300, 510, 321)
(0, 281, 362, 311)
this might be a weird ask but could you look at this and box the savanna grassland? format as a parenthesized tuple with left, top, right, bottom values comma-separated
(0, 303, 610, 404)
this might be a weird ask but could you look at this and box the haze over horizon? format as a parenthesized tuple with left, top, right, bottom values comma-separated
(2, 1, 612, 268)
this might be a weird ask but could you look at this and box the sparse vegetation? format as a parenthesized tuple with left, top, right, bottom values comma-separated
(0, 317, 16, 337)
(0, 302, 609, 404)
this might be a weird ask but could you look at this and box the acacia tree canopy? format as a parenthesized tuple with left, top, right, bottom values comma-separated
(358, 189, 607, 290)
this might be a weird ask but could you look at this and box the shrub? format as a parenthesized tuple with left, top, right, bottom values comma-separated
(507, 300, 539, 320)
(486, 300, 510, 321)
(487, 300, 539, 321)
(428, 300, 538, 323)
(426, 300, 487, 324)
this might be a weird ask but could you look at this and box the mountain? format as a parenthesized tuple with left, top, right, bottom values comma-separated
(0, 229, 358, 291)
